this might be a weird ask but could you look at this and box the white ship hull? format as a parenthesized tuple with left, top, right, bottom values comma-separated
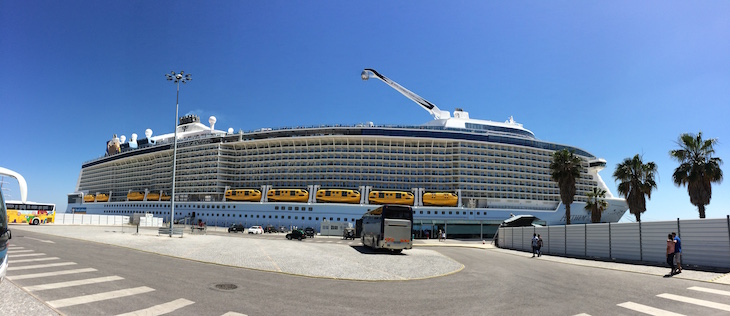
(67, 198, 627, 228)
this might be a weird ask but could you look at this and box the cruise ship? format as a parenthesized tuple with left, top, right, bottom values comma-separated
(66, 69, 628, 238)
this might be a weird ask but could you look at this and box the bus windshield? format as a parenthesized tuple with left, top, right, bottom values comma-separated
(382, 206, 413, 220)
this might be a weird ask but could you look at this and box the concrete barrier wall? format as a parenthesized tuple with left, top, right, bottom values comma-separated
(498, 216, 730, 270)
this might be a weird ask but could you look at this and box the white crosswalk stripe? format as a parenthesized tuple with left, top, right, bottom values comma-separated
(617, 302, 685, 316)
(47, 286, 155, 308)
(221, 312, 248, 316)
(115, 298, 194, 316)
(657, 293, 730, 312)
(8, 268, 98, 280)
(10, 249, 37, 253)
(11, 257, 60, 263)
(10, 253, 46, 258)
(25, 276, 125, 291)
(8, 262, 76, 271)
(688, 286, 730, 297)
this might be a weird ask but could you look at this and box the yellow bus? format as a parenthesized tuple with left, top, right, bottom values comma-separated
(6, 201, 56, 225)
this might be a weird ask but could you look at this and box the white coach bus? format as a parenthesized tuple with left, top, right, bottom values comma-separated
(361, 205, 413, 254)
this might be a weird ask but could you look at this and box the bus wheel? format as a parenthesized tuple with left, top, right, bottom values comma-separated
(32, 218, 40, 225)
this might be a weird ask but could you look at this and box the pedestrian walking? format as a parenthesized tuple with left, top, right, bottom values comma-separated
(531, 233, 538, 257)
(672, 232, 682, 274)
(537, 234, 543, 257)
(441, 230, 446, 242)
(666, 233, 676, 276)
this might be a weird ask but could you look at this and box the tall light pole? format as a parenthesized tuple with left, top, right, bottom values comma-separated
(165, 70, 191, 237)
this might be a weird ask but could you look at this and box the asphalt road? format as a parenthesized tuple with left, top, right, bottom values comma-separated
(4, 229, 730, 315)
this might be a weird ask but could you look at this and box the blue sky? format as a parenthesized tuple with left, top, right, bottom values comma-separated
(1, 1, 728, 222)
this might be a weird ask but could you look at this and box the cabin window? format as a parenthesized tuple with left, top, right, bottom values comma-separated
(288, 207, 292, 210)
(295, 207, 299, 211)
(275, 206, 279, 210)
(396, 193, 401, 198)
(325, 191, 331, 196)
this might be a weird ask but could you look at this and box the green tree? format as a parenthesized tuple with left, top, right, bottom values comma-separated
(584, 187, 608, 223)
(613, 154, 658, 222)
(550, 149, 583, 225)
(669, 132, 723, 218)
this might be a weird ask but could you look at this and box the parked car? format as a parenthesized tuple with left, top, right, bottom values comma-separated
(286, 229, 306, 241)
(248, 226, 263, 234)
(304, 227, 315, 238)
(228, 224, 245, 233)
(264, 225, 277, 233)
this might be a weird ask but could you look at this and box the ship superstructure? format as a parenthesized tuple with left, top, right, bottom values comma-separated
(67, 69, 627, 236)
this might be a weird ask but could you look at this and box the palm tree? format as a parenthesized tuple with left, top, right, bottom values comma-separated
(550, 149, 583, 225)
(584, 187, 608, 223)
(669, 132, 723, 218)
(613, 154, 658, 222)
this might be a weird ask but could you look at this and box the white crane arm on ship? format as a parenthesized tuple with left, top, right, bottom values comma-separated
(361, 68, 451, 120)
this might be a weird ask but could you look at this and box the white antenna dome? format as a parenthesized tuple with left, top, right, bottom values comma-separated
(120, 135, 126, 143)
(145, 129, 152, 139)
(131, 133, 138, 141)
(228, 127, 233, 134)
(209, 116, 217, 131)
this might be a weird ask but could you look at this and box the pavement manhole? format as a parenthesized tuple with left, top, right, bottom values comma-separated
(214, 283, 238, 290)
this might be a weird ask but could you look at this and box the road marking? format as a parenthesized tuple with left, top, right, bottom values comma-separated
(10, 249, 36, 253)
(8, 268, 98, 280)
(617, 302, 685, 316)
(115, 298, 194, 316)
(8, 262, 76, 271)
(12, 257, 60, 263)
(573, 313, 591, 316)
(10, 253, 46, 258)
(221, 312, 248, 316)
(8, 246, 24, 249)
(25, 276, 125, 291)
(25, 236, 55, 243)
(48, 286, 155, 308)
(658, 293, 730, 312)
(688, 286, 730, 297)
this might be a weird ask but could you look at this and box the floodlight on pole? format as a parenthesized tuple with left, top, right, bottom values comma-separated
(165, 70, 191, 237)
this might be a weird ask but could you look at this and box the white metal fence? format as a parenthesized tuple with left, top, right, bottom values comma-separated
(497, 216, 730, 270)
(54, 214, 130, 226)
